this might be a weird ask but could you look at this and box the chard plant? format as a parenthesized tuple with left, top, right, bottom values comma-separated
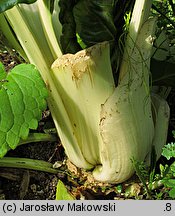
(0, 0, 174, 183)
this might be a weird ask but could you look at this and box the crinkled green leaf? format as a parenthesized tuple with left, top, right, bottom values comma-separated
(58, 0, 82, 54)
(73, 0, 134, 48)
(162, 179, 175, 199)
(56, 180, 74, 200)
(0, 63, 48, 157)
(0, 0, 37, 13)
(162, 178, 175, 199)
(162, 142, 175, 160)
(73, 0, 117, 47)
(163, 179, 175, 188)
(59, 0, 133, 53)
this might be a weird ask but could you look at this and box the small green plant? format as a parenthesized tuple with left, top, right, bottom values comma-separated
(131, 158, 151, 198)
(160, 141, 175, 199)
(132, 131, 175, 199)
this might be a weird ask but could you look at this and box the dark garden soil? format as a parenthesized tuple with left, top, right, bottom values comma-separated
(0, 50, 175, 200)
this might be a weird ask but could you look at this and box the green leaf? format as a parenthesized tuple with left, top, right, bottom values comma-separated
(162, 178, 175, 199)
(0, 0, 37, 13)
(73, 0, 117, 47)
(169, 188, 175, 199)
(59, 0, 132, 53)
(163, 179, 175, 188)
(58, 0, 82, 54)
(71, 0, 134, 49)
(162, 142, 175, 160)
(0, 63, 48, 157)
(56, 180, 74, 200)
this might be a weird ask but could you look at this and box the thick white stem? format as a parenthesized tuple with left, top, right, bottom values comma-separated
(51, 42, 115, 167)
(93, 18, 156, 183)
(119, 0, 152, 81)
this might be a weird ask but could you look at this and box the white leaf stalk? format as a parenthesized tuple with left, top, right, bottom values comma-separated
(119, 0, 152, 81)
(37, 0, 62, 59)
(4, 3, 55, 79)
(51, 42, 115, 168)
(93, 18, 156, 182)
(0, 14, 27, 59)
(151, 94, 170, 159)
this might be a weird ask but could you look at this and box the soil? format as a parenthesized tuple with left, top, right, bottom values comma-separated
(0, 50, 175, 200)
